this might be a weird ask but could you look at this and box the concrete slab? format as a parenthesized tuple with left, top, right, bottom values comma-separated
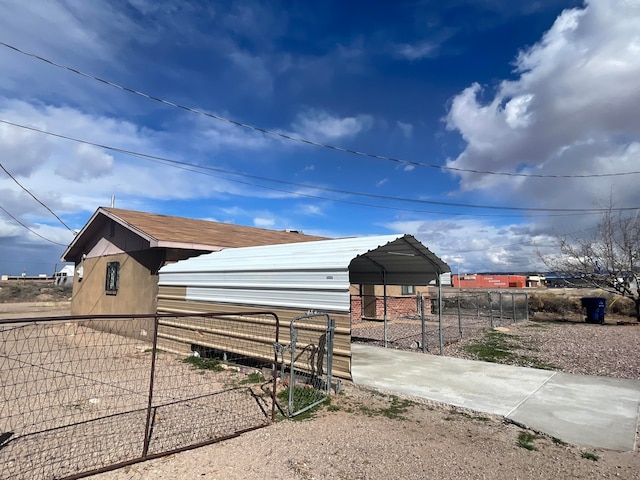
(351, 344, 556, 416)
(507, 372, 640, 451)
(351, 344, 640, 450)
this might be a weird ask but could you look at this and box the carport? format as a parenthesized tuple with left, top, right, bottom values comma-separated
(158, 233, 450, 379)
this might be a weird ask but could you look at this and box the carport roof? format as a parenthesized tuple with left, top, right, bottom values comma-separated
(160, 234, 450, 285)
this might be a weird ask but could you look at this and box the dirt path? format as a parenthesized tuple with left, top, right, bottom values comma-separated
(0, 301, 70, 319)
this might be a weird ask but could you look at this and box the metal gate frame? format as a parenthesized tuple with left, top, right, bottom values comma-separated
(278, 313, 335, 417)
(0, 311, 280, 480)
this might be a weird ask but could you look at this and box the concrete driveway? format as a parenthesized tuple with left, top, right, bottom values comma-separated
(351, 344, 640, 451)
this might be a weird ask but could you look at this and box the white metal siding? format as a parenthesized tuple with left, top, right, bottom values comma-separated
(159, 234, 449, 313)
(185, 285, 350, 311)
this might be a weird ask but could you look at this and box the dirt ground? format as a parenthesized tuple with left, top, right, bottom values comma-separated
(1, 301, 639, 480)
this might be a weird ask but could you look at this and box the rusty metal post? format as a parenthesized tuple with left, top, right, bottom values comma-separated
(271, 314, 280, 422)
(420, 294, 426, 353)
(142, 315, 160, 458)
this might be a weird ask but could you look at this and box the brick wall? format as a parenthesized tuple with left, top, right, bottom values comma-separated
(351, 295, 431, 323)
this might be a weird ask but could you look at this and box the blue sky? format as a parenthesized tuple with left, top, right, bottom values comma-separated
(1, 0, 639, 276)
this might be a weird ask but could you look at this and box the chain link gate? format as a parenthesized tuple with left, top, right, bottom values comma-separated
(276, 313, 335, 417)
(0, 312, 279, 480)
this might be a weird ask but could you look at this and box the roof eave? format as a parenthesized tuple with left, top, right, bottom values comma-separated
(157, 241, 225, 252)
(61, 207, 158, 262)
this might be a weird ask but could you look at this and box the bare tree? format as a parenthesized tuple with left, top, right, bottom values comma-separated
(542, 207, 640, 322)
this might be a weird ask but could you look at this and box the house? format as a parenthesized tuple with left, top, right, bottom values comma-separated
(61, 207, 326, 316)
(54, 265, 75, 286)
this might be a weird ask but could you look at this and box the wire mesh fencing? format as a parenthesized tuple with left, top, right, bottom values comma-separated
(275, 313, 336, 418)
(0, 312, 279, 480)
(431, 291, 529, 352)
(351, 294, 425, 348)
(351, 291, 529, 354)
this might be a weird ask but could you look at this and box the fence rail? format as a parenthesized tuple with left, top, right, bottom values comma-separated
(351, 291, 529, 354)
(0, 312, 279, 480)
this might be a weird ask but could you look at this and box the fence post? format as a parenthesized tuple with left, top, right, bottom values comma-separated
(488, 292, 494, 329)
(288, 323, 298, 415)
(438, 282, 444, 355)
(383, 274, 388, 348)
(457, 292, 462, 339)
(512, 293, 517, 323)
(499, 292, 504, 325)
(272, 314, 280, 421)
(326, 316, 335, 394)
(525, 292, 529, 321)
(142, 315, 160, 458)
(420, 294, 426, 353)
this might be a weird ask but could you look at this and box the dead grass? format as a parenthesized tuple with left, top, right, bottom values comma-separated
(0, 281, 71, 303)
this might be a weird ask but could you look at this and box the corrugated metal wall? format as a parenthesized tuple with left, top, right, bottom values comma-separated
(156, 286, 352, 379)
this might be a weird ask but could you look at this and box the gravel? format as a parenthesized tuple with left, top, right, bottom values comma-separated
(91, 385, 640, 480)
(444, 318, 640, 380)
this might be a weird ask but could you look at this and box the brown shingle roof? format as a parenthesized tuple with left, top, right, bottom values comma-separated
(101, 207, 327, 247)
(62, 207, 328, 262)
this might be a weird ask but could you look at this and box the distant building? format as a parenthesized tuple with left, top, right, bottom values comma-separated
(54, 265, 75, 286)
(452, 274, 527, 289)
(526, 274, 546, 288)
(1, 274, 53, 282)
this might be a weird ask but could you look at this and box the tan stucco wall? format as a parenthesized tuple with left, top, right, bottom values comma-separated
(71, 252, 159, 316)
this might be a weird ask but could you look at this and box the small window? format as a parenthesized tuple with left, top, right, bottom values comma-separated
(401, 285, 415, 295)
(105, 262, 120, 295)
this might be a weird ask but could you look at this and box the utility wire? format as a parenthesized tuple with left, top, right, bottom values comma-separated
(2, 119, 638, 215)
(141, 153, 593, 218)
(2, 41, 640, 180)
(0, 205, 68, 246)
(0, 162, 75, 232)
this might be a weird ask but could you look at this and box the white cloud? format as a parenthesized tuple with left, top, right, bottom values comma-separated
(0, 121, 53, 176)
(296, 204, 324, 216)
(376, 178, 389, 187)
(55, 145, 114, 181)
(253, 217, 276, 228)
(445, 0, 640, 214)
(395, 41, 439, 60)
(0, 0, 154, 112)
(291, 109, 374, 142)
(195, 115, 274, 151)
(382, 218, 556, 272)
(0, 99, 274, 235)
(397, 121, 414, 139)
(503, 94, 535, 129)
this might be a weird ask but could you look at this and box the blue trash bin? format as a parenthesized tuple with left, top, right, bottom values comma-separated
(581, 297, 606, 324)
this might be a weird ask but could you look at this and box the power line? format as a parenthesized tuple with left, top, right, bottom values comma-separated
(0, 205, 68, 246)
(0, 162, 74, 232)
(2, 119, 638, 215)
(2, 41, 640, 180)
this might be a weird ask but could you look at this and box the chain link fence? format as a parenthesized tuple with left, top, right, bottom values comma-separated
(275, 313, 336, 418)
(351, 291, 529, 354)
(0, 312, 279, 480)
